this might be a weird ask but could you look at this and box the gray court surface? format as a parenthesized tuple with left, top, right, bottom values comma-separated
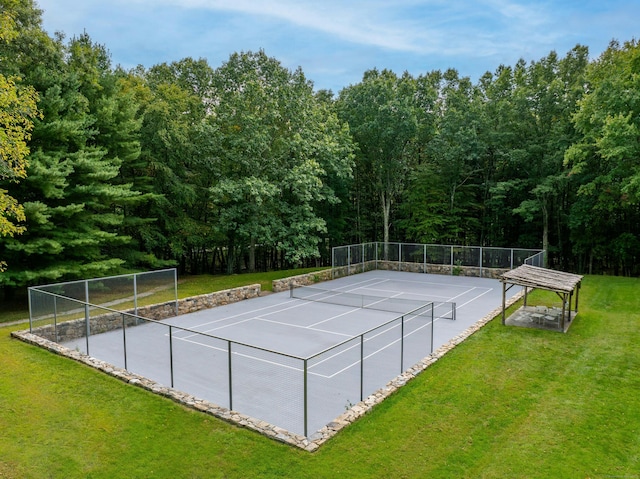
(62, 270, 522, 437)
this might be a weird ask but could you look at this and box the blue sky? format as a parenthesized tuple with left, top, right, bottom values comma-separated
(36, 0, 639, 93)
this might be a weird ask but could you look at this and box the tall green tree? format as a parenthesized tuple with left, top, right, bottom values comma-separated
(0, 0, 40, 251)
(403, 69, 485, 244)
(208, 50, 353, 272)
(136, 59, 214, 272)
(337, 69, 418, 244)
(0, 6, 145, 288)
(565, 40, 640, 274)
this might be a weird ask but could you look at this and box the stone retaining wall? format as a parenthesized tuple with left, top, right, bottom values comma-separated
(272, 269, 333, 292)
(375, 261, 510, 279)
(30, 284, 261, 343)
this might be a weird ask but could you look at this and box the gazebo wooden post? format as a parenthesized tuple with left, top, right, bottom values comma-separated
(560, 293, 571, 332)
(501, 280, 507, 325)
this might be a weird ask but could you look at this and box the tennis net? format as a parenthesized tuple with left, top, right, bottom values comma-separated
(290, 285, 432, 314)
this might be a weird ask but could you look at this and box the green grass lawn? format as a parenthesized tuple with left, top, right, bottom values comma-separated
(1, 273, 639, 478)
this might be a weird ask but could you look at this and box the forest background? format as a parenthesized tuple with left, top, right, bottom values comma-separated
(2, 0, 640, 296)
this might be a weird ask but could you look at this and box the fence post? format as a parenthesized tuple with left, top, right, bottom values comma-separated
(228, 341, 233, 411)
(511, 249, 514, 269)
(479, 246, 483, 278)
(431, 304, 434, 353)
(53, 295, 58, 343)
(27, 288, 33, 333)
(401, 316, 404, 373)
(169, 325, 174, 388)
(360, 335, 364, 402)
(450, 246, 454, 274)
(84, 280, 90, 355)
(173, 269, 179, 316)
(332, 246, 335, 279)
(423, 244, 427, 274)
(304, 359, 308, 437)
(348, 246, 351, 276)
(133, 273, 138, 316)
(122, 313, 128, 370)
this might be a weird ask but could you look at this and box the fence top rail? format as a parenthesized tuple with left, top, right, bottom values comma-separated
(28, 289, 306, 362)
(28, 268, 177, 291)
(332, 242, 544, 253)
(31, 287, 449, 364)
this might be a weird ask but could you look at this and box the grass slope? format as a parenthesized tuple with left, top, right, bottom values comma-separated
(1, 273, 638, 478)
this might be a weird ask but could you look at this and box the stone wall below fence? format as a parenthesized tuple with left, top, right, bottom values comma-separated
(357, 261, 509, 279)
(272, 269, 333, 292)
(30, 284, 261, 343)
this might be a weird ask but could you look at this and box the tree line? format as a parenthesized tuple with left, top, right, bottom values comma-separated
(1, 0, 639, 294)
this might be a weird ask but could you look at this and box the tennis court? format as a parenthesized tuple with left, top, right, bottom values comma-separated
(58, 270, 521, 437)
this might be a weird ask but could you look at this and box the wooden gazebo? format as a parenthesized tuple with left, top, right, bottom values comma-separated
(500, 265, 584, 332)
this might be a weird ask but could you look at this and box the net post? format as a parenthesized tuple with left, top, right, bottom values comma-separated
(452, 302, 456, 321)
(289, 282, 294, 298)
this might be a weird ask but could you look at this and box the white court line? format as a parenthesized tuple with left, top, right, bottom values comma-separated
(174, 276, 389, 335)
(309, 313, 439, 379)
(169, 311, 441, 379)
(454, 287, 495, 309)
(363, 286, 451, 300)
(253, 315, 354, 338)
(306, 290, 403, 329)
(175, 294, 365, 340)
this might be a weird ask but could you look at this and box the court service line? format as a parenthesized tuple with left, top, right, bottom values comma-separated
(308, 312, 438, 379)
(306, 291, 403, 329)
(362, 286, 451, 300)
(176, 294, 367, 339)
(173, 276, 389, 333)
(252, 315, 354, 338)
(451, 287, 495, 309)
(170, 312, 440, 380)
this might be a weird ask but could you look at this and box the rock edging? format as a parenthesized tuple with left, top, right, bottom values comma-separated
(11, 284, 524, 452)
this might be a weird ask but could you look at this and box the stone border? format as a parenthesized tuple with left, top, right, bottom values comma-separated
(11, 283, 524, 452)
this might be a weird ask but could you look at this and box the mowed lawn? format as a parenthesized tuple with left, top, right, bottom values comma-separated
(1, 273, 639, 478)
